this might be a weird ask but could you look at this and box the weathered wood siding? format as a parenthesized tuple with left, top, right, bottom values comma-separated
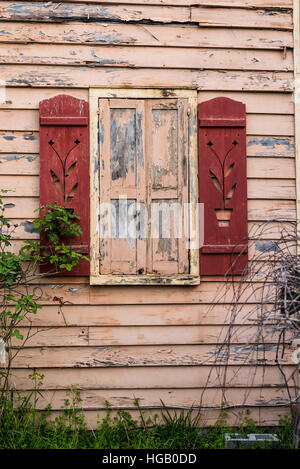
(0, 0, 296, 427)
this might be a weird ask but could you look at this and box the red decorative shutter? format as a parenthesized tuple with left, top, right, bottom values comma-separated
(39, 94, 90, 275)
(198, 97, 248, 275)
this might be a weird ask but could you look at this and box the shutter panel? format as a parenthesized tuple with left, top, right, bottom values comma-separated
(147, 98, 189, 275)
(39, 94, 90, 275)
(198, 97, 248, 275)
(97, 97, 189, 277)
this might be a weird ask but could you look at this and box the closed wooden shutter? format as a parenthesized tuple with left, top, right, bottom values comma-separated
(198, 97, 248, 275)
(97, 97, 190, 278)
(39, 94, 90, 275)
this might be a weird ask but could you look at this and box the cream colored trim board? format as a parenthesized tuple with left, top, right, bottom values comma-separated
(294, 1, 300, 228)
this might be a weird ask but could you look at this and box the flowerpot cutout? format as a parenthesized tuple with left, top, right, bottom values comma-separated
(214, 208, 233, 227)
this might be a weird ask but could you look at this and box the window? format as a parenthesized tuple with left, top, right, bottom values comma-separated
(89, 89, 199, 285)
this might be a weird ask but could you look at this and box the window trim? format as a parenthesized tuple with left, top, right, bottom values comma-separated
(294, 1, 300, 232)
(89, 88, 199, 285)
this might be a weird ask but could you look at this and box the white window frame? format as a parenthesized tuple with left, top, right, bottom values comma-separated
(89, 88, 199, 285)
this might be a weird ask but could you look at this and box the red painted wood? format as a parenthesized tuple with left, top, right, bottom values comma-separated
(39, 94, 90, 275)
(40, 117, 88, 126)
(198, 97, 248, 275)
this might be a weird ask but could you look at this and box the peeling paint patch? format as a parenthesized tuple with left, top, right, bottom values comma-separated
(90, 49, 122, 65)
(99, 123, 105, 146)
(0, 154, 38, 162)
(255, 240, 280, 252)
(67, 287, 82, 294)
(21, 220, 38, 233)
(23, 134, 37, 141)
(248, 137, 294, 152)
(3, 203, 15, 209)
(3, 135, 15, 141)
(93, 347, 110, 353)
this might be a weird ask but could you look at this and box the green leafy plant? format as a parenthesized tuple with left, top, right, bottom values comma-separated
(0, 192, 89, 426)
(20, 203, 89, 272)
(33, 204, 82, 243)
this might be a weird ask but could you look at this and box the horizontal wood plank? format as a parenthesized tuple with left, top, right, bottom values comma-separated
(0, 89, 293, 114)
(247, 136, 294, 157)
(0, 66, 293, 91)
(11, 324, 287, 347)
(0, 2, 191, 24)
(16, 387, 294, 411)
(0, 154, 39, 175)
(10, 365, 296, 390)
(0, 88, 88, 110)
(0, 44, 293, 72)
(11, 344, 294, 368)
(17, 303, 266, 327)
(247, 157, 295, 178)
(191, 6, 293, 29)
(16, 1, 292, 7)
(0, 22, 292, 50)
(0, 3, 292, 29)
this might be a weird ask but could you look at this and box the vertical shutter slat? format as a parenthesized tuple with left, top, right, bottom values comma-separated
(198, 97, 248, 275)
(39, 94, 90, 276)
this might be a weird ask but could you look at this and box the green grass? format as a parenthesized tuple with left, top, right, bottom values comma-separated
(0, 389, 295, 449)
(0, 378, 295, 450)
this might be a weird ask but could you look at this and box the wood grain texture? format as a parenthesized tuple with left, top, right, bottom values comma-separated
(11, 344, 294, 368)
(10, 365, 296, 390)
(15, 300, 289, 327)
(16, 303, 265, 327)
(0, 89, 294, 115)
(0, 23, 293, 50)
(0, 2, 190, 23)
(11, 324, 289, 347)
(15, 387, 294, 411)
(0, 3, 292, 29)
(14, 1, 292, 6)
(0, 66, 293, 91)
(191, 6, 293, 29)
(0, 44, 293, 72)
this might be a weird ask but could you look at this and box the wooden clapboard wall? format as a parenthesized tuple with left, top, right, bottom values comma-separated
(0, 0, 296, 427)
